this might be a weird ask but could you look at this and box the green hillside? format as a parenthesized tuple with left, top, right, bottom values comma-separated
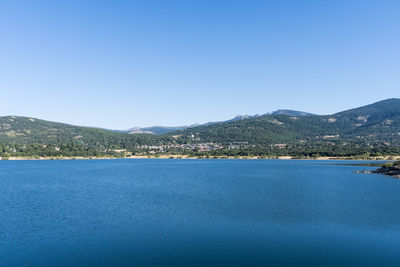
(168, 99, 400, 157)
(0, 116, 170, 157)
(1, 99, 400, 158)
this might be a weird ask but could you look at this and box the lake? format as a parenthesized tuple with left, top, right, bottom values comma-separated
(1, 159, 399, 266)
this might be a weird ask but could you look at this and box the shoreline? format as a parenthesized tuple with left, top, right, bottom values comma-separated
(1, 155, 399, 161)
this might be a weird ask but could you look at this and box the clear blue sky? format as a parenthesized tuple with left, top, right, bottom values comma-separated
(1, 0, 399, 129)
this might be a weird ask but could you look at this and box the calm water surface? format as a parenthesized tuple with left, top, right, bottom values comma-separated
(1, 159, 399, 266)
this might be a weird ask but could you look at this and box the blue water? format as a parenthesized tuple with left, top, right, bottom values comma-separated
(1, 159, 400, 266)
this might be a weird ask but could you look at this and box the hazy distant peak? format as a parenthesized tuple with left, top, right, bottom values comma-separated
(231, 114, 262, 121)
(271, 109, 316, 116)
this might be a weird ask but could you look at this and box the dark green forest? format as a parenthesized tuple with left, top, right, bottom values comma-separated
(1, 99, 400, 158)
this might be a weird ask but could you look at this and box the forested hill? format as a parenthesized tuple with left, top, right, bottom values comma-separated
(0, 116, 170, 156)
(169, 98, 400, 146)
(125, 109, 315, 135)
(1, 98, 400, 158)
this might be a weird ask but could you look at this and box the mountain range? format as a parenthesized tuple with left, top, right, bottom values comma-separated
(125, 109, 316, 135)
(169, 98, 400, 146)
(0, 99, 399, 157)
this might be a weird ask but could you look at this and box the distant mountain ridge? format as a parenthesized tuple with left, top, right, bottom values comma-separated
(127, 109, 315, 135)
(271, 110, 316, 117)
(168, 98, 400, 147)
(1, 98, 399, 158)
(127, 126, 188, 135)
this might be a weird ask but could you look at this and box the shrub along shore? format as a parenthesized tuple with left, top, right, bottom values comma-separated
(372, 161, 400, 178)
(1, 155, 400, 161)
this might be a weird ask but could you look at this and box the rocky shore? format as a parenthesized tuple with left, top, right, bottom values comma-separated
(372, 161, 400, 178)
